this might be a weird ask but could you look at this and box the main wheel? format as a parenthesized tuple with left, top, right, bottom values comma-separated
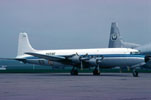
(93, 69, 100, 75)
(70, 69, 78, 75)
(133, 70, 138, 77)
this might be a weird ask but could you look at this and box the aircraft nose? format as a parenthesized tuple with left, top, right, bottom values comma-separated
(145, 56, 151, 63)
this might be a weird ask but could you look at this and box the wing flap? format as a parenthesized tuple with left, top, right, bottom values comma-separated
(25, 52, 65, 61)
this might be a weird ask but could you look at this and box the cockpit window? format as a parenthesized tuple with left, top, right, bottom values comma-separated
(130, 51, 140, 55)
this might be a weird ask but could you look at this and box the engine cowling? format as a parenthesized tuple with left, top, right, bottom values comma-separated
(68, 54, 81, 64)
(68, 54, 104, 67)
(67, 54, 90, 65)
(87, 57, 104, 66)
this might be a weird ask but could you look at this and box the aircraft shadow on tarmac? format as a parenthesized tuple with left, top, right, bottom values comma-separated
(35, 73, 131, 77)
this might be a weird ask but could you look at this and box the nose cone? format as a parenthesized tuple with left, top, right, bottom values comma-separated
(145, 56, 151, 63)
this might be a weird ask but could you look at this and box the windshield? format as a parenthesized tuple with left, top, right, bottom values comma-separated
(130, 50, 141, 55)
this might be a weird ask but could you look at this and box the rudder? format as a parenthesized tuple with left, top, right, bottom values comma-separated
(17, 32, 36, 57)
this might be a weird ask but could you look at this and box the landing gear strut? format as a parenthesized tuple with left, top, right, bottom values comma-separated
(132, 69, 138, 77)
(93, 65, 100, 75)
(70, 67, 78, 75)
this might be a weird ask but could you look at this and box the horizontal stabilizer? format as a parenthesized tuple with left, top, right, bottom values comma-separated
(136, 43, 151, 55)
(0, 58, 26, 62)
(122, 41, 140, 49)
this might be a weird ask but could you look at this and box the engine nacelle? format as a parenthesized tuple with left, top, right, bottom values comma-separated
(88, 57, 103, 66)
(68, 55, 81, 64)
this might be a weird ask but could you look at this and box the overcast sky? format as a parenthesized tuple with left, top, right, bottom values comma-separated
(0, 0, 151, 57)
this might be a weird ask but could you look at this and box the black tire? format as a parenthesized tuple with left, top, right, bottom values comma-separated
(70, 69, 78, 75)
(73, 69, 78, 75)
(133, 70, 138, 77)
(93, 69, 100, 75)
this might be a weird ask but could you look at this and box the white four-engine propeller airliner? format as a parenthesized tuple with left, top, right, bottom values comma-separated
(2, 32, 151, 77)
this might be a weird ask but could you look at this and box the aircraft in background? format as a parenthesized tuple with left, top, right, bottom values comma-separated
(108, 22, 140, 49)
(108, 22, 151, 70)
(108, 22, 151, 55)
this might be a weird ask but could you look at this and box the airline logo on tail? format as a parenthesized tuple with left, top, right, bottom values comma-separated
(111, 33, 118, 41)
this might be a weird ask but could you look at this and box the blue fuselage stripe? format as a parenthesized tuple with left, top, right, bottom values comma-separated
(25, 54, 145, 59)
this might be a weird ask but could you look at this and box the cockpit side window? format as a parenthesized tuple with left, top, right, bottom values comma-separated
(130, 51, 140, 55)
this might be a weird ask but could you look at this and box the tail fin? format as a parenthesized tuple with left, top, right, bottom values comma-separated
(108, 22, 122, 48)
(108, 22, 140, 48)
(17, 32, 36, 57)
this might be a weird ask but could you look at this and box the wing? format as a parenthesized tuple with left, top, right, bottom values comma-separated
(131, 62, 146, 68)
(25, 52, 66, 61)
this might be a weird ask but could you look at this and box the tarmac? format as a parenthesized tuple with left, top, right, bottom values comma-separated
(0, 73, 151, 100)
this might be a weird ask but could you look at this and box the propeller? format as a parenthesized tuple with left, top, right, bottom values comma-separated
(69, 52, 90, 70)
(80, 60, 83, 70)
(79, 53, 89, 70)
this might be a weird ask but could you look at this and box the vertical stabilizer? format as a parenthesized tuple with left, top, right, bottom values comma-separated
(17, 32, 36, 57)
(108, 22, 122, 48)
(108, 22, 140, 48)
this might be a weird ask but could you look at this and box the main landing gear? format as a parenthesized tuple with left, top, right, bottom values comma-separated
(93, 65, 100, 75)
(132, 69, 138, 77)
(70, 67, 78, 75)
(70, 66, 101, 76)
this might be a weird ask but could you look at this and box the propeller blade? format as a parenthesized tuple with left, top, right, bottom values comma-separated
(80, 61, 83, 70)
(76, 52, 79, 56)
